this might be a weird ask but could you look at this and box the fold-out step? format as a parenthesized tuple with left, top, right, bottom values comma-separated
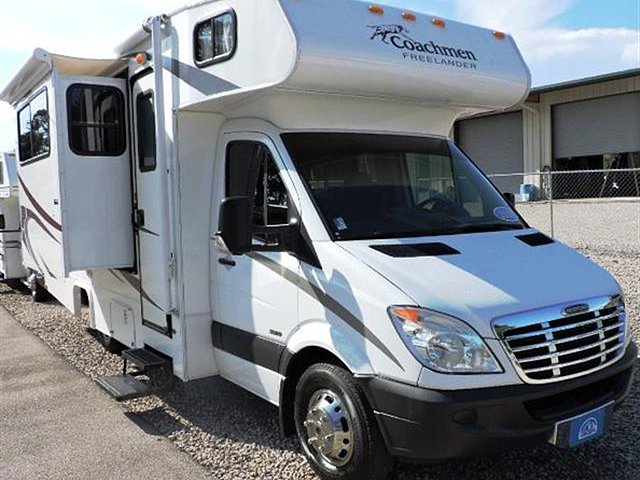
(122, 348, 169, 370)
(96, 374, 150, 401)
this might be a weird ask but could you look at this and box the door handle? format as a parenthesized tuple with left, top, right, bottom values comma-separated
(218, 258, 236, 267)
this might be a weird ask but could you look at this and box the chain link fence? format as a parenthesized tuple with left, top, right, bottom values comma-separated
(488, 169, 640, 249)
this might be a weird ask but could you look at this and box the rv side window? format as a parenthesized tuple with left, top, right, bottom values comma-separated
(226, 142, 290, 238)
(17, 89, 50, 163)
(67, 85, 126, 156)
(194, 11, 236, 67)
(136, 92, 156, 172)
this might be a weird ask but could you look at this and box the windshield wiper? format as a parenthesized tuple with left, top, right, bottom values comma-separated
(362, 223, 523, 240)
(446, 223, 525, 234)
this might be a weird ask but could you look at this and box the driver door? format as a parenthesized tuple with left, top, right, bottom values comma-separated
(211, 133, 300, 402)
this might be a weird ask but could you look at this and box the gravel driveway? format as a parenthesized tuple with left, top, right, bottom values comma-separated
(0, 211, 637, 479)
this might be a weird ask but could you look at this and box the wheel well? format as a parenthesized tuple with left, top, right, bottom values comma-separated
(279, 347, 349, 436)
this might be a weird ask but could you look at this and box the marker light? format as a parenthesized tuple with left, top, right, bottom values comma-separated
(368, 5, 384, 15)
(432, 18, 446, 28)
(401, 12, 417, 22)
(388, 306, 503, 374)
(135, 52, 148, 65)
(493, 30, 507, 39)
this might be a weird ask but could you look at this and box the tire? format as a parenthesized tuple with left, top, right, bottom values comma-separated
(31, 280, 48, 303)
(294, 363, 393, 480)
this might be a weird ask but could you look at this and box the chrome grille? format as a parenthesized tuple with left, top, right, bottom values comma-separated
(493, 296, 627, 384)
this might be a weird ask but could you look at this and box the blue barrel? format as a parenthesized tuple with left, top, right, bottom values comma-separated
(519, 184, 537, 201)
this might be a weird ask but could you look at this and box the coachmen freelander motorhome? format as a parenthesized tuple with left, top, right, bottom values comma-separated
(1, 1, 636, 478)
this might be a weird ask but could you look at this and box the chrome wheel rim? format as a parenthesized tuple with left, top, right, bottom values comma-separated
(303, 388, 354, 468)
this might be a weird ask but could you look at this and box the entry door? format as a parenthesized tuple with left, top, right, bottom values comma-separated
(212, 133, 300, 398)
(131, 71, 172, 335)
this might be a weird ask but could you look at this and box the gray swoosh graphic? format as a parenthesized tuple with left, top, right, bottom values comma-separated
(162, 57, 238, 96)
(248, 253, 404, 370)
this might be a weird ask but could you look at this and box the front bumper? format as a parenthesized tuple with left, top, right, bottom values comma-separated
(358, 342, 637, 461)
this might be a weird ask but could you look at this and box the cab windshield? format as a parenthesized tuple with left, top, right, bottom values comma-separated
(282, 133, 526, 240)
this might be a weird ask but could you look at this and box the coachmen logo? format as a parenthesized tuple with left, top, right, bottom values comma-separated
(368, 24, 478, 70)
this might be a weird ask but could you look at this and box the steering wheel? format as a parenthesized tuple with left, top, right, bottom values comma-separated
(416, 196, 448, 211)
(416, 196, 470, 219)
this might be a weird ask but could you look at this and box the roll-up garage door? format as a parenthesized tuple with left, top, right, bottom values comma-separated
(553, 92, 640, 159)
(456, 111, 524, 194)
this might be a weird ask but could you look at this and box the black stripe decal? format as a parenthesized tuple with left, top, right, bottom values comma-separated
(40, 256, 56, 279)
(248, 253, 404, 371)
(21, 207, 60, 245)
(20, 208, 42, 272)
(119, 271, 163, 311)
(107, 269, 126, 283)
(139, 226, 159, 237)
(18, 175, 62, 232)
(211, 321, 285, 372)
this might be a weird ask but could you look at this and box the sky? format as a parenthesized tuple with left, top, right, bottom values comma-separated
(0, 0, 638, 152)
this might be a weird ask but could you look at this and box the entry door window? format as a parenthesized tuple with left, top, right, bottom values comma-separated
(226, 141, 290, 238)
(67, 84, 126, 156)
(136, 92, 156, 172)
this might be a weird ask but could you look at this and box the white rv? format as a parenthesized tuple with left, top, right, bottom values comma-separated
(0, 152, 27, 284)
(1, 1, 636, 478)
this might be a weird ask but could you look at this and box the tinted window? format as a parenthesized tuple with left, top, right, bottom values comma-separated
(136, 92, 156, 172)
(195, 11, 236, 66)
(283, 133, 525, 240)
(226, 141, 290, 236)
(17, 89, 50, 162)
(67, 85, 125, 156)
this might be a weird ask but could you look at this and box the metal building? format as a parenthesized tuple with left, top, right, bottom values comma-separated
(455, 68, 640, 195)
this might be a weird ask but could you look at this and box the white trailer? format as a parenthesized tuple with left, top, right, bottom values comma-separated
(0, 152, 27, 283)
(1, 1, 636, 478)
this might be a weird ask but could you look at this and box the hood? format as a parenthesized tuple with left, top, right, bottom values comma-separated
(338, 229, 620, 338)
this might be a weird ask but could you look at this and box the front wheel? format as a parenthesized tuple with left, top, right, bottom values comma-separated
(294, 363, 393, 480)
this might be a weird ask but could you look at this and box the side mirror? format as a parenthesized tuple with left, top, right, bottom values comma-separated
(503, 192, 516, 208)
(218, 196, 252, 255)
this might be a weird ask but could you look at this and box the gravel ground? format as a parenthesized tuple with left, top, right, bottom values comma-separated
(1, 219, 638, 480)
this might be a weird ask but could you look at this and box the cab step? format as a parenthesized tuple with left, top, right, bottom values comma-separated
(96, 374, 150, 401)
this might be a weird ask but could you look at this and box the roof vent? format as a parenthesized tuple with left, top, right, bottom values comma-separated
(370, 243, 460, 258)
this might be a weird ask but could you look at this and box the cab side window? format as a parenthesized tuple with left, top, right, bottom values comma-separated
(226, 141, 290, 239)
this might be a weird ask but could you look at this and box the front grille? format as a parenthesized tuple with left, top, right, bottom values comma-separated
(493, 297, 627, 384)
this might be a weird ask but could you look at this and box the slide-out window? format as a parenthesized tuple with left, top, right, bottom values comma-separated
(17, 89, 50, 163)
(194, 11, 236, 67)
(136, 92, 156, 172)
(67, 84, 126, 156)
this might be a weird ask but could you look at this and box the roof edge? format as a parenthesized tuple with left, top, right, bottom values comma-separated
(532, 68, 640, 94)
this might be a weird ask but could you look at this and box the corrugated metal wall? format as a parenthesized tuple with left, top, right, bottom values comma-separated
(456, 112, 524, 193)
(552, 92, 640, 159)
(455, 73, 640, 187)
(528, 74, 640, 170)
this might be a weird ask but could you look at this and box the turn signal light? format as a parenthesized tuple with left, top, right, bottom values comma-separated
(369, 5, 384, 15)
(432, 18, 446, 28)
(135, 52, 147, 65)
(493, 30, 507, 39)
(389, 307, 421, 324)
(401, 12, 417, 22)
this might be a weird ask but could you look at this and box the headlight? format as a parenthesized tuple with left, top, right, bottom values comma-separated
(388, 306, 502, 374)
